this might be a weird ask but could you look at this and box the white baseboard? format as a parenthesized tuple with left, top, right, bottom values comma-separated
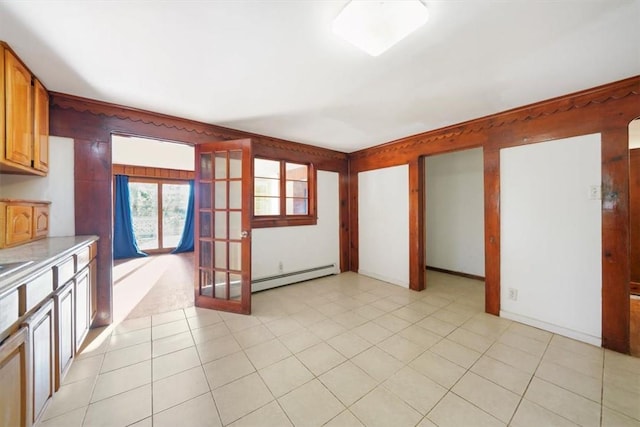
(358, 270, 409, 288)
(500, 310, 602, 347)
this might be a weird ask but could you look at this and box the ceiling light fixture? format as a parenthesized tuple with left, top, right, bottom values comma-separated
(332, 0, 429, 57)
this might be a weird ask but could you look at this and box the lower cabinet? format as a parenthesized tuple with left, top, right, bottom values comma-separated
(53, 281, 74, 390)
(0, 327, 30, 427)
(74, 267, 90, 351)
(23, 299, 55, 425)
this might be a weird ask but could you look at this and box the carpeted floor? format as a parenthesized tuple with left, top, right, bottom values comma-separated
(112, 252, 194, 322)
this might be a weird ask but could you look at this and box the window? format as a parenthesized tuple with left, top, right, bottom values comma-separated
(129, 179, 191, 251)
(253, 158, 316, 227)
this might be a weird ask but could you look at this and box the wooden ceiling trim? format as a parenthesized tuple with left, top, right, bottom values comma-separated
(350, 75, 640, 166)
(50, 92, 348, 162)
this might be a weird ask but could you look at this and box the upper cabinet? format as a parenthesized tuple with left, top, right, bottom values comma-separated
(1, 41, 49, 176)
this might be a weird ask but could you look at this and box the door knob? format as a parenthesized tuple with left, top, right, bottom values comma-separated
(241, 231, 249, 238)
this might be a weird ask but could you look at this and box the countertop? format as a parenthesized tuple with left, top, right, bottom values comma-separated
(0, 235, 99, 295)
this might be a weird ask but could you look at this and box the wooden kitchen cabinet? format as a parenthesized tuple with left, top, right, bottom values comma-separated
(0, 200, 51, 249)
(0, 327, 30, 427)
(53, 282, 74, 390)
(22, 298, 55, 425)
(32, 79, 49, 174)
(0, 41, 49, 176)
(74, 267, 90, 351)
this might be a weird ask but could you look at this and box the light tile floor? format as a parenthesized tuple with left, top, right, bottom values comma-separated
(38, 272, 640, 427)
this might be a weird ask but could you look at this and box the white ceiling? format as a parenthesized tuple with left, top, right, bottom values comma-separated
(1, 1, 639, 153)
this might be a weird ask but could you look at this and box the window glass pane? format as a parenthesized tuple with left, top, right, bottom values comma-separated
(254, 158, 280, 178)
(286, 180, 308, 198)
(199, 183, 211, 209)
(229, 242, 242, 271)
(286, 162, 307, 181)
(286, 198, 308, 215)
(214, 241, 227, 269)
(162, 184, 190, 248)
(214, 272, 227, 299)
(229, 181, 241, 210)
(200, 241, 212, 269)
(215, 152, 227, 179)
(229, 212, 241, 240)
(214, 212, 227, 239)
(215, 182, 227, 209)
(254, 197, 280, 215)
(200, 153, 212, 180)
(254, 178, 280, 197)
(129, 182, 158, 250)
(200, 270, 213, 297)
(229, 150, 242, 179)
(229, 273, 241, 301)
(199, 212, 212, 237)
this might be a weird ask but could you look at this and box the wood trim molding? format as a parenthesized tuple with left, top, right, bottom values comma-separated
(50, 92, 348, 162)
(350, 75, 640, 168)
(426, 266, 485, 282)
(112, 164, 194, 180)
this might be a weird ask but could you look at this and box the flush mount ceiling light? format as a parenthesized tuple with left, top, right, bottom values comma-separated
(332, 0, 429, 57)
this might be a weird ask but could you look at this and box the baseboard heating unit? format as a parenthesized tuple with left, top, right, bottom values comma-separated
(251, 264, 338, 292)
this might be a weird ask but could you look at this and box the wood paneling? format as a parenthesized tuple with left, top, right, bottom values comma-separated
(631, 296, 640, 357)
(50, 93, 349, 326)
(483, 147, 501, 316)
(630, 148, 640, 284)
(112, 164, 194, 180)
(601, 128, 630, 353)
(409, 158, 425, 291)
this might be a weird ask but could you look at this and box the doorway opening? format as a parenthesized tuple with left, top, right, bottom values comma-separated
(110, 135, 196, 322)
(424, 148, 486, 311)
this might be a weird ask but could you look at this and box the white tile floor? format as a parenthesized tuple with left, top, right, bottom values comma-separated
(37, 272, 640, 427)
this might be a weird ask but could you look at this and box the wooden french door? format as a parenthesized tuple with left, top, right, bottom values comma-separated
(195, 139, 252, 314)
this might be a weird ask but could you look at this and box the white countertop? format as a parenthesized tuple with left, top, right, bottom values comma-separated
(0, 236, 99, 295)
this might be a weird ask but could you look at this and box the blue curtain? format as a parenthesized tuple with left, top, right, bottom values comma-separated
(113, 175, 147, 259)
(172, 180, 195, 253)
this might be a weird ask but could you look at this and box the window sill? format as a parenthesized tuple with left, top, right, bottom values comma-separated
(252, 216, 317, 228)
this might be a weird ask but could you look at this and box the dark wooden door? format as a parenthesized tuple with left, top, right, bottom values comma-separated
(195, 139, 252, 314)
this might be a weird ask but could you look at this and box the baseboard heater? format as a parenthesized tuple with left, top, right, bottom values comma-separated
(252, 264, 337, 292)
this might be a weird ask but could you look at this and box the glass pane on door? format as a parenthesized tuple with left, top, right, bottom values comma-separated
(162, 184, 190, 248)
(129, 182, 158, 250)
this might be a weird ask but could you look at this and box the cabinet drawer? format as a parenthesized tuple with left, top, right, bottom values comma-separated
(25, 269, 53, 313)
(54, 256, 74, 289)
(0, 288, 20, 340)
(75, 246, 91, 271)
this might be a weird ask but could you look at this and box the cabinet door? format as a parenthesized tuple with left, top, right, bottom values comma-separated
(33, 206, 49, 239)
(75, 268, 90, 351)
(23, 299, 55, 425)
(6, 205, 33, 247)
(5, 49, 33, 168)
(53, 282, 74, 391)
(0, 327, 30, 427)
(89, 258, 97, 323)
(32, 79, 49, 173)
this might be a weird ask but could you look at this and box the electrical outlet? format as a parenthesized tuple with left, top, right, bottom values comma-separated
(589, 185, 601, 200)
(278, 261, 283, 273)
(508, 288, 518, 301)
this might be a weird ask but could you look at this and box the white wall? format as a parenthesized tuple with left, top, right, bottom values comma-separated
(0, 136, 75, 236)
(358, 165, 409, 287)
(500, 134, 602, 345)
(112, 135, 194, 171)
(425, 148, 485, 276)
(251, 170, 340, 279)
